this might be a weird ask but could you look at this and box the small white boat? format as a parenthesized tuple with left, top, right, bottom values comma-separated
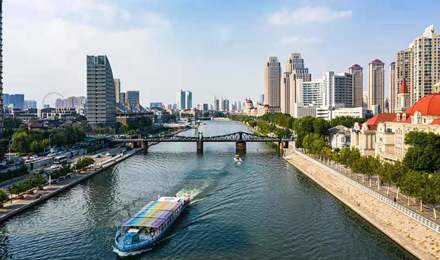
(233, 155, 243, 163)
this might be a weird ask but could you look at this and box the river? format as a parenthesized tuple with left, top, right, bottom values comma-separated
(0, 120, 413, 259)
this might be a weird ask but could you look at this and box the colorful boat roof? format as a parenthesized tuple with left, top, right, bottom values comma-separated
(124, 200, 180, 228)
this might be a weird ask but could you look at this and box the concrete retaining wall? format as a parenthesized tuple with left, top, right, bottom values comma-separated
(285, 151, 440, 260)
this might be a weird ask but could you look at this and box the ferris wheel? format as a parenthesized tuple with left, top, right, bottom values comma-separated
(41, 92, 64, 108)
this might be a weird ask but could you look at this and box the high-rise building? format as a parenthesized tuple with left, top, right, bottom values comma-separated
(280, 71, 291, 114)
(126, 91, 140, 111)
(119, 92, 126, 106)
(177, 89, 192, 110)
(316, 72, 353, 109)
(287, 53, 312, 116)
(222, 98, 230, 112)
(114, 78, 121, 104)
(368, 59, 385, 113)
(177, 90, 186, 110)
(3, 94, 25, 109)
(86, 55, 116, 128)
(410, 25, 440, 103)
(393, 50, 412, 110)
(24, 100, 37, 109)
(185, 90, 192, 109)
(0, 0, 3, 136)
(349, 64, 363, 107)
(301, 81, 324, 107)
(393, 25, 439, 106)
(264, 57, 281, 112)
(390, 62, 397, 112)
(213, 96, 220, 111)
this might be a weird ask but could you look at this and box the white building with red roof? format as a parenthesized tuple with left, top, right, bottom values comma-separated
(351, 92, 440, 161)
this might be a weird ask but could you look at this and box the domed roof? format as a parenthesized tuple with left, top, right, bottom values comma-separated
(399, 80, 408, 94)
(370, 59, 384, 65)
(405, 93, 440, 116)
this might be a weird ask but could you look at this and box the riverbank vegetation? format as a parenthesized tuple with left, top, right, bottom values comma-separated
(0, 166, 28, 183)
(73, 157, 95, 170)
(303, 131, 440, 217)
(11, 126, 87, 154)
(7, 175, 46, 196)
(232, 112, 440, 218)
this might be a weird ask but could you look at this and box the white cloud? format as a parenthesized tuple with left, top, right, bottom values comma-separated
(268, 6, 352, 26)
(278, 36, 321, 46)
(4, 0, 177, 106)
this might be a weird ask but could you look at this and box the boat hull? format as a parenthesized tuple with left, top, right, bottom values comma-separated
(113, 199, 188, 257)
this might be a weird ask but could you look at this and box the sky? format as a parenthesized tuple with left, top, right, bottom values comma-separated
(3, 0, 440, 107)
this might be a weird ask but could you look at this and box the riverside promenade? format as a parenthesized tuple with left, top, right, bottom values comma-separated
(0, 148, 141, 223)
(285, 150, 440, 260)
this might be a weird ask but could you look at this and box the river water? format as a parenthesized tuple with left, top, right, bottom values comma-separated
(0, 121, 413, 259)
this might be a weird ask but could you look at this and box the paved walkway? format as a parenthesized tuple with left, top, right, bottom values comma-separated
(285, 151, 440, 260)
(0, 149, 139, 222)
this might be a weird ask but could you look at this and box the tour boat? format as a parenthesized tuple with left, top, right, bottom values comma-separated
(113, 195, 191, 257)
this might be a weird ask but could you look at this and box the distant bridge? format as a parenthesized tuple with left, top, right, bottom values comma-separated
(113, 131, 291, 153)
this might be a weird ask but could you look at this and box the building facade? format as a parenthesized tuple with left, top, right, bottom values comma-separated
(3, 94, 25, 109)
(392, 25, 440, 107)
(185, 90, 192, 109)
(389, 62, 397, 112)
(114, 78, 121, 104)
(287, 53, 312, 116)
(301, 81, 323, 107)
(264, 57, 281, 112)
(86, 55, 116, 128)
(368, 59, 385, 113)
(351, 93, 440, 161)
(349, 64, 363, 108)
(126, 91, 140, 111)
(0, 0, 3, 136)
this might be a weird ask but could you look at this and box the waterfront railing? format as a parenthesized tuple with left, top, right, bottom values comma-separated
(294, 150, 440, 234)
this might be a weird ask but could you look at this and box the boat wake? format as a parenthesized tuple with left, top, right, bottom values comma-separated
(176, 184, 207, 204)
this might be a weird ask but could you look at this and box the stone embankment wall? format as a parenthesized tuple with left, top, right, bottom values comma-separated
(285, 151, 440, 260)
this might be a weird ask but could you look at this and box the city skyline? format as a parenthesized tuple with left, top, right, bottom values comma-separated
(3, 0, 440, 106)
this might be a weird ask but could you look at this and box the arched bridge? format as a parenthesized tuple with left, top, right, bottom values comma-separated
(113, 131, 291, 153)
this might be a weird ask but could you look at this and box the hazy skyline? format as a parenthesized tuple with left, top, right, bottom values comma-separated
(3, 0, 440, 107)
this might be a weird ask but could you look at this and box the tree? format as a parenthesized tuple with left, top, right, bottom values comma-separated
(399, 170, 424, 208)
(74, 157, 95, 170)
(403, 131, 440, 173)
(12, 130, 31, 154)
(0, 190, 9, 206)
(330, 116, 364, 128)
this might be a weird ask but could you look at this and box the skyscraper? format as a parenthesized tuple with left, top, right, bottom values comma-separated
(287, 53, 312, 116)
(119, 92, 126, 106)
(410, 25, 439, 103)
(349, 64, 363, 107)
(3, 94, 25, 109)
(389, 62, 397, 112)
(213, 96, 220, 111)
(185, 90, 192, 109)
(86, 55, 116, 128)
(393, 25, 439, 106)
(368, 59, 385, 113)
(114, 78, 121, 104)
(177, 90, 185, 110)
(126, 91, 140, 111)
(280, 70, 291, 114)
(264, 57, 281, 112)
(321, 72, 353, 108)
(0, 0, 3, 136)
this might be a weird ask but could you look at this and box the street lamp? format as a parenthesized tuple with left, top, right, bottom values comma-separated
(48, 133, 54, 153)
(8, 139, 12, 161)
